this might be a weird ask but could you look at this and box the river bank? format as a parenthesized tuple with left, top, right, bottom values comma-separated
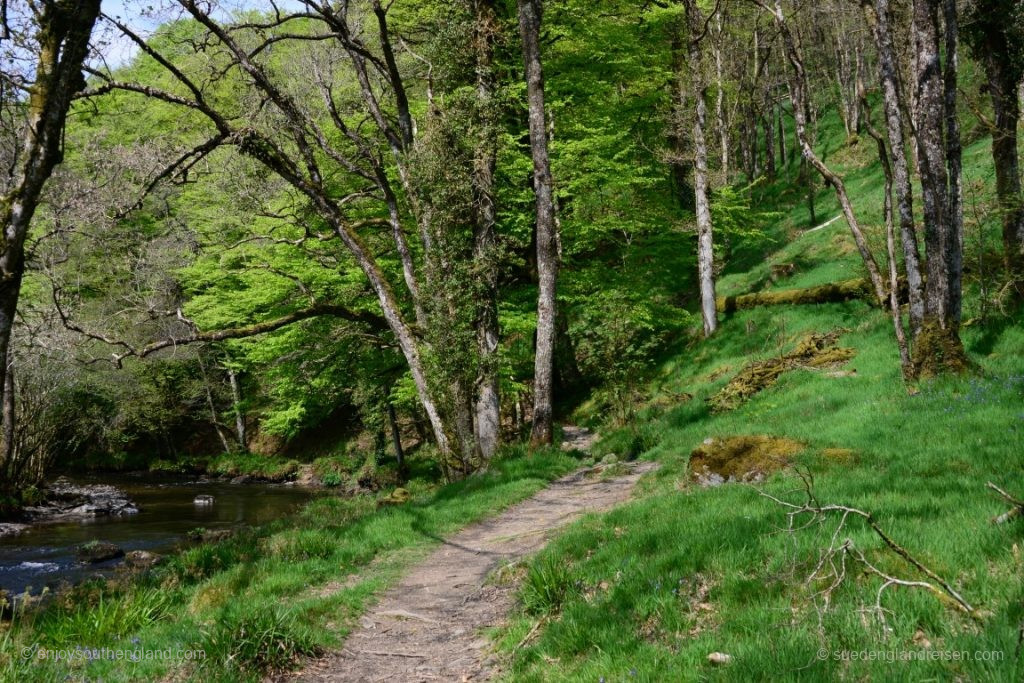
(0, 473, 322, 598)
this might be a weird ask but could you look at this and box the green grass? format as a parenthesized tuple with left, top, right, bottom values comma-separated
(494, 303, 1023, 681)
(0, 447, 580, 682)
(490, 102, 1023, 681)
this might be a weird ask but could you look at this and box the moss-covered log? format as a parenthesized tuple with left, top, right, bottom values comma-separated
(716, 279, 874, 313)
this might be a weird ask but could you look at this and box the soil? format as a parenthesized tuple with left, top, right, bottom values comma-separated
(284, 455, 657, 682)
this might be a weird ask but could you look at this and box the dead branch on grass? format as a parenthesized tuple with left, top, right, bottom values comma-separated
(754, 469, 975, 633)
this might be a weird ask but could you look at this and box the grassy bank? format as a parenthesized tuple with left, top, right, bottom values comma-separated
(486, 107, 1023, 680)
(493, 302, 1023, 681)
(0, 447, 579, 682)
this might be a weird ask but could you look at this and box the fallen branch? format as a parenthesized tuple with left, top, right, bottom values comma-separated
(755, 469, 976, 630)
(709, 331, 854, 412)
(514, 616, 548, 651)
(988, 482, 1024, 525)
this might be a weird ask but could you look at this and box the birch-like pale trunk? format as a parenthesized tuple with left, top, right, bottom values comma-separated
(683, 0, 718, 337)
(517, 0, 560, 447)
(861, 0, 926, 334)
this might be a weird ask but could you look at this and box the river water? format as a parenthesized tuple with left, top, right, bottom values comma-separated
(0, 474, 321, 596)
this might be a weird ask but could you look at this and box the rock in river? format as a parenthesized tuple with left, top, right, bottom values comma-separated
(0, 523, 28, 538)
(23, 478, 139, 521)
(77, 541, 125, 564)
(123, 550, 162, 570)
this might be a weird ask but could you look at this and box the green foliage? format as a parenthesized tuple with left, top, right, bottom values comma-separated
(521, 557, 581, 616)
(196, 603, 320, 675)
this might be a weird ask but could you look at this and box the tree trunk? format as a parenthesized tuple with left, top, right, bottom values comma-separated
(0, 1, 102, 446)
(387, 402, 405, 473)
(991, 64, 1024, 288)
(765, 0, 888, 307)
(2, 357, 14, 467)
(472, 0, 501, 461)
(518, 0, 560, 448)
(762, 112, 776, 180)
(862, 96, 914, 377)
(683, 0, 718, 337)
(777, 102, 787, 167)
(714, 10, 730, 181)
(861, 0, 926, 334)
(228, 367, 247, 451)
(909, 0, 967, 375)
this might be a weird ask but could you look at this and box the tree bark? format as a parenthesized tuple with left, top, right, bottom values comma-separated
(0, 0, 101, 447)
(909, 0, 967, 375)
(713, 10, 730, 181)
(777, 102, 787, 167)
(682, 0, 719, 337)
(861, 0, 926, 333)
(762, 111, 776, 180)
(471, 0, 502, 461)
(387, 402, 405, 474)
(862, 96, 914, 378)
(228, 367, 247, 451)
(518, 0, 560, 448)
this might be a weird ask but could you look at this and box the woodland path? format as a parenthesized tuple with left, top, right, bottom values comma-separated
(288, 428, 656, 682)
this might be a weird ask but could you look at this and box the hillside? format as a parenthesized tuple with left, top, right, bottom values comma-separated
(1, 0, 1023, 681)
(488, 118, 1024, 680)
(2, 98, 1021, 680)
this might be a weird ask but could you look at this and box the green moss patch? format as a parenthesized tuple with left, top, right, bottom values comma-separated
(709, 330, 855, 412)
(688, 435, 805, 486)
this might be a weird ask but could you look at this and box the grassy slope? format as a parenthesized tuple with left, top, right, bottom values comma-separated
(0, 448, 580, 682)
(492, 126, 1024, 679)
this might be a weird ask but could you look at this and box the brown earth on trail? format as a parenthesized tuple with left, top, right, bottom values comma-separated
(688, 435, 805, 487)
(282, 459, 658, 683)
(708, 330, 855, 412)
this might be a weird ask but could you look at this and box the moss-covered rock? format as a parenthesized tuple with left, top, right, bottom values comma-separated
(688, 436, 805, 486)
(377, 487, 411, 507)
(76, 540, 124, 564)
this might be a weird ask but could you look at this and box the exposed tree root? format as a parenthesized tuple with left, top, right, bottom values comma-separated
(709, 331, 855, 412)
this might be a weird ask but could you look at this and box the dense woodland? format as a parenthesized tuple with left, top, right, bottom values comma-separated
(0, 0, 1015, 495)
(0, 0, 1023, 680)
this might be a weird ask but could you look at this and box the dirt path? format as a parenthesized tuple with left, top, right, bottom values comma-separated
(289, 458, 657, 683)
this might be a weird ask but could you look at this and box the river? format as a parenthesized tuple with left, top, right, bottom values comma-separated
(0, 473, 321, 597)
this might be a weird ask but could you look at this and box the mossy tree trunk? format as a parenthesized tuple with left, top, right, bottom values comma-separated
(909, 0, 968, 375)
(0, 0, 101, 493)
